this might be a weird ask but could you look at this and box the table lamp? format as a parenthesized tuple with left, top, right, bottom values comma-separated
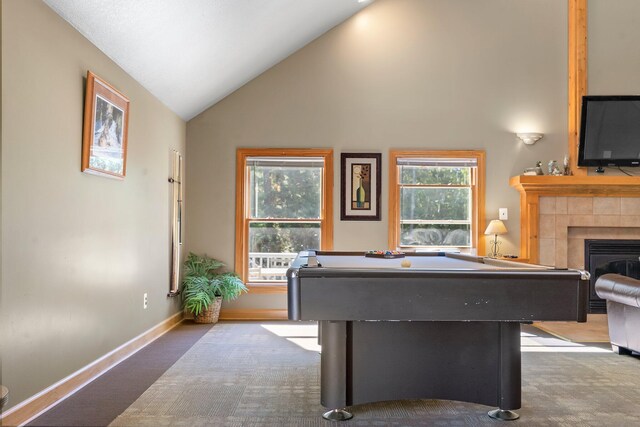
(484, 219, 507, 258)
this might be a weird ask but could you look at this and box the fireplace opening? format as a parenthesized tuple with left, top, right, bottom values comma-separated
(584, 239, 640, 313)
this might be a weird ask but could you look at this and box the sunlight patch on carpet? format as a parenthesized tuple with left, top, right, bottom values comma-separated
(521, 331, 611, 353)
(261, 323, 321, 352)
(260, 323, 318, 337)
(285, 338, 322, 352)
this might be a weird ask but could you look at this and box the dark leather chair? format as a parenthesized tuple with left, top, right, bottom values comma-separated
(595, 273, 640, 355)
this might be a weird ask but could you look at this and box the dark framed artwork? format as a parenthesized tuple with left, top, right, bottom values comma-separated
(81, 71, 130, 179)
(340, 153, 381, 221)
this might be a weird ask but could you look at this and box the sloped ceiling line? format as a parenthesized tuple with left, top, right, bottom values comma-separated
(44, 0, 372, 120)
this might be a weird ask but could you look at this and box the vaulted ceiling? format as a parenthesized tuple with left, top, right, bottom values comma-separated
(43, 0, 373, 120)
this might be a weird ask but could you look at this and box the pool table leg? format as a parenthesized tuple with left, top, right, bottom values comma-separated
(488, 322, 521, 421)
(488, 409, 520, 421)
(320, 321, 353, 419)
(320, 320, 346, 409)
(322, 409, 353, 421)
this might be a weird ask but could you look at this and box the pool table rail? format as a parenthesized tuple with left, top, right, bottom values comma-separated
(287, 251, 588, 323)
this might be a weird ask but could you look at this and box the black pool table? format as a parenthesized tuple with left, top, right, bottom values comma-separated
(287, 250, 589, 421)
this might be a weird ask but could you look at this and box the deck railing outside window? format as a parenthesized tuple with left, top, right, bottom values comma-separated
(248, 252, 298, 282)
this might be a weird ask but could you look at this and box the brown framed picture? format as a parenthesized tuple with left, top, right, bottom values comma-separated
(81, 71, 129, 179)
(340, 153, 381, 221)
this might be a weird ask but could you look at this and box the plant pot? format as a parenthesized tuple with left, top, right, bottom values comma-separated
(194, 296, 222, 324)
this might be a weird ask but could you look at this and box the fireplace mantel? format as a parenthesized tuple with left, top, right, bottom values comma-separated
(509, 175, 640, 264)
(510, 175, 640, 196)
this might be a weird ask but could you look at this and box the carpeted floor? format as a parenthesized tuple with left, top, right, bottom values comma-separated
(26, 321, 640, 426)
(27, 322, 213, 427)
(107, 321, 639, 427)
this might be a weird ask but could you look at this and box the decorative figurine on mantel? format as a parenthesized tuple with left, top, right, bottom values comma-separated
(548, 160, 563, 176)
(563, 155, 572, 175)
(523, 161, 545, 176)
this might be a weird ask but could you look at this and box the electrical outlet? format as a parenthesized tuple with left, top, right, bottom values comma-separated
(499, 208, 508, 220)
(143, 293, 148, 309)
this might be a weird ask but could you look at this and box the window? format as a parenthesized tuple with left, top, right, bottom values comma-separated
(388, 150, 485, 253)
(236, 149, 333, 287)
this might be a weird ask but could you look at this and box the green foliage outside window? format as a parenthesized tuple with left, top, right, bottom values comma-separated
(399, 166, 472, 247)
(250, 166, 321, 219)
(250, 222, 320, 254)
(399, 166, 469, 185)
(248, 165, 322, 254)
(401, 188, 470, 221)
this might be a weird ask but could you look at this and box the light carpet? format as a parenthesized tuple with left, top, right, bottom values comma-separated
(110, 321, 640, 427)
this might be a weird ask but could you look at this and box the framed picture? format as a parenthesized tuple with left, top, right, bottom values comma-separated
(340, 153, 381, 221)
(81, 71, 130, 179)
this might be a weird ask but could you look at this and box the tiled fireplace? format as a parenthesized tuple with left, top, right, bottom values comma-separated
(511, 176, 640, 313)
(510, 175, 640, 266)
(537, 196, 640, 268)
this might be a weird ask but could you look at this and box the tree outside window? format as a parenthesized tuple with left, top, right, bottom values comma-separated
(389, 151, 485, 253)
(236, 149, 333, 285)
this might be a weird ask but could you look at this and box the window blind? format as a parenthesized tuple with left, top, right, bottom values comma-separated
(396, 158, 477, 167)
(247, 157, 324, 168)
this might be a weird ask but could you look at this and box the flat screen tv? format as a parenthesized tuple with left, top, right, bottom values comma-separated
(578, 95, 640, 171)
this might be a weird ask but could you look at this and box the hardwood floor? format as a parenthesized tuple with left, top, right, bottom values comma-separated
(533, 314, 610, 343)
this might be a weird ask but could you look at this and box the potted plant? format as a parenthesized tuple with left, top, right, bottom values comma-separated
(182, 252, 247, 324)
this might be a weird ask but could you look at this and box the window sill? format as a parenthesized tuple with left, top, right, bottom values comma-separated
(246, 283, 287, 294)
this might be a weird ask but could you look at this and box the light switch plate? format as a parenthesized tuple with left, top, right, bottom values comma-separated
(499, 208, 508, 220)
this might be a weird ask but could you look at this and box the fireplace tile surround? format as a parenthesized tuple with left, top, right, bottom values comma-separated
(537, 196, 640, 268)
(509, 175, 640, 266)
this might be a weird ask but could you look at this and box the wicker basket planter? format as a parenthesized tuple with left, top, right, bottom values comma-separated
(183, 253, 247, 324)
(194, 296, 222, 324)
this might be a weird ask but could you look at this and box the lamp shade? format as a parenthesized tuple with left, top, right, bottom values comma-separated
(484, 219, 507, 235)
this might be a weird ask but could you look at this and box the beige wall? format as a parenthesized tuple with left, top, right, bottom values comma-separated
(186, 0, 570, 310)
(588, 0, 640, 94)
(1, 0, 186, 409)
(585, 0, 640, 176)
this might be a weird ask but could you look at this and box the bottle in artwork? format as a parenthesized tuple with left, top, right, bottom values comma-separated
(356, 179, 366, 208)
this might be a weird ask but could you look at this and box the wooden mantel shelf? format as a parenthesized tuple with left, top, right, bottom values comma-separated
(510, 175, 640, 264)
(510, 175, 640, 197)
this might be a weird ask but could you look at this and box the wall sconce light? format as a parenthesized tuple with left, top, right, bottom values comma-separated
(516, 132, 543, 145)
(484, 219, 508, 258)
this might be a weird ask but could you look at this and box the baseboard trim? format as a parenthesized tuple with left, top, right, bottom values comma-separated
(219, 308, 288, 320)
(1, 312, 183, 427)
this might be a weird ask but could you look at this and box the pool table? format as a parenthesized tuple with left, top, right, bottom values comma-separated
(287, 250, 589, 421)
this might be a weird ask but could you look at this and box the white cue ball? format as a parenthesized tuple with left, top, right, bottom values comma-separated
(401, 259, 411, 268)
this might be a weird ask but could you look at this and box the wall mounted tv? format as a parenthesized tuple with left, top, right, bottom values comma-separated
(578, 95, 640, 172)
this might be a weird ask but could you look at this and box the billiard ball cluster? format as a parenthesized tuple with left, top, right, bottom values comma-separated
(365, 250, 406, 259)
